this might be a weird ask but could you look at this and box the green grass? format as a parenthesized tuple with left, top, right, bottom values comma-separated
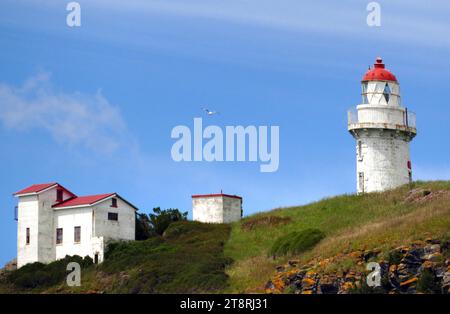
(2, 181, 449, 294)
(1, 221, 231, 294)
(3, 255, 93, 291)
(224, 181, 450, 292)
(269, 229, 325, 257)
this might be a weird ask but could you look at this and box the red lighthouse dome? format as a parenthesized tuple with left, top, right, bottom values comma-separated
(362, 57, 397, 82)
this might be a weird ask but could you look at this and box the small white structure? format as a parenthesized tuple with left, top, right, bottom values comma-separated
(348, 58, 417, 193)
(192, 193, 243, 223)
(14, 182, 137, 268)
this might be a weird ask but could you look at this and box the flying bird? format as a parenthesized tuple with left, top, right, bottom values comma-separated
(202, 107, 220, 116)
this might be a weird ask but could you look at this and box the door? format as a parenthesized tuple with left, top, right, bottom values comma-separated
(358, 172, 365, 193)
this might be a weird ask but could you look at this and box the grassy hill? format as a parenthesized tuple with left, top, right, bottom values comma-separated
(1, 181, 449, 293)
(224, 181, 450, 292)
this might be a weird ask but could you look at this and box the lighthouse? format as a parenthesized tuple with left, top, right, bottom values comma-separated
(348, 57, 417, 194)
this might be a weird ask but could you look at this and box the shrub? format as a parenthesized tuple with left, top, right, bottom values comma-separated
(349, 279, 385, 294)
(270, 229, 325, 257)
(135, 212, 153, 240)
(7, 255, 93, 289)
(135, 207, 188, 240)
(387, 250, 403, 264)
(103, 221, 232, 293)
(417, 268, 440, 294)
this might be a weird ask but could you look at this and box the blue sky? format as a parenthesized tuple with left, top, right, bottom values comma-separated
(1, 0, 449, 265)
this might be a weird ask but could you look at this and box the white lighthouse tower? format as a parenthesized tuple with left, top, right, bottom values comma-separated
(348, 57, 417, 194)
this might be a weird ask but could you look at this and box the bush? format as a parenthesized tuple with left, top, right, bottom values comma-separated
(7, 255, 93, 289)
(270, 229, 325, 257)
(135, 207, 188, 240)
(417, 268, 440, 294)
(387, 250, 403, 264)
(349, 279, 385, 294)
(103, 221, 232, 293)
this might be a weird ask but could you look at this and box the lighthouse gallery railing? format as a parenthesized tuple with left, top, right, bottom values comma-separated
(347, 108, 416, 129)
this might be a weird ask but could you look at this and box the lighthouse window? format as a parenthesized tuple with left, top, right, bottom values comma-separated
(383, 83, 391, 103)
(26, 228, 30, 245)
(358, 172, 365, 193)
(357, 141, 363, 161)
(362, 82, 368, 93)
(362, 94, 369, 104)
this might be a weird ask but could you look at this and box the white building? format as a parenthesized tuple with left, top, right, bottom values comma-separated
(192, 193, 243, 223)
(14, 182, 137, 268)
(348, 57, 417, 193)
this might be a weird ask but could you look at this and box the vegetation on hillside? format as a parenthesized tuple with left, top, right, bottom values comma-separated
(224, 181, 450, 292)
(4, 255, 93, 290)
(0, 221, 230, 293)
(135, 207, 188, 240)
(1, 181, 449, 294)
(269, 229, 325, 257)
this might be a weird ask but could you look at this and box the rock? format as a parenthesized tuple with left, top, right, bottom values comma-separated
(435, 266, 447, 279)
(395, 246, 410, 254)
(301, 277, 316, 290)
(399, 277, 418, 288)
(318, 275, 339, 294)
(2, 259, 17, 271)
(338, 281, 355, 294)
(408, 248, 425, 259)
(266, 238, 448, 295)
(288, 260, 299, 267)
(425, 238, 441, 245)
(401, 253, 422, 266)
(424, 244, 440, 254)
(442, 272, 450, 294)
(276, 265, 285, 273)
(424, 252, 443, 263)
(363, 250, 380, 262)
(420, 260, 436, 270)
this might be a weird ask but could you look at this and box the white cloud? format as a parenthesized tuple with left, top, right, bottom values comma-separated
(0, 72, 130, 154)
(88, 0, 450, 49)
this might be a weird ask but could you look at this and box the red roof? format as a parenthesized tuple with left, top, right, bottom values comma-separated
(192, 193, 242, 200)
(53, 193, 115, 208)
(362, 57, 397, 82)
(14, 183, 58, 195)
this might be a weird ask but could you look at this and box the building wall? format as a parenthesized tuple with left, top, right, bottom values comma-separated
(193, 196, 223, 223)
(356, 129, 411, 193)
(54, 207, 93, 260)
(17, 187, 74, 267)
(222, 197, 242, 223)
(192, 196, 242, 223)
(37, 188, 73, 264)
(17, 190, 136, 267)
(17, 195, 39, 268)
(93, 197, 136, 242)
(357, 104, 406, 126)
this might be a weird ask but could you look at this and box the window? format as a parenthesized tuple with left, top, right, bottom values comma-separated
(358, 172, 365, 193)
(74, 226, 81, 243)
(361, 82, 369, 104)
(383, 83, 391, 103)
(357, 141, 363, 161)
(26, 228, 30, 245)
(56, 189, 63, 202)
(108, 212, 118, 221)
(56, 228, 63, 244)
(361, 82, 368, 93)
(111, 198, 117, 208)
